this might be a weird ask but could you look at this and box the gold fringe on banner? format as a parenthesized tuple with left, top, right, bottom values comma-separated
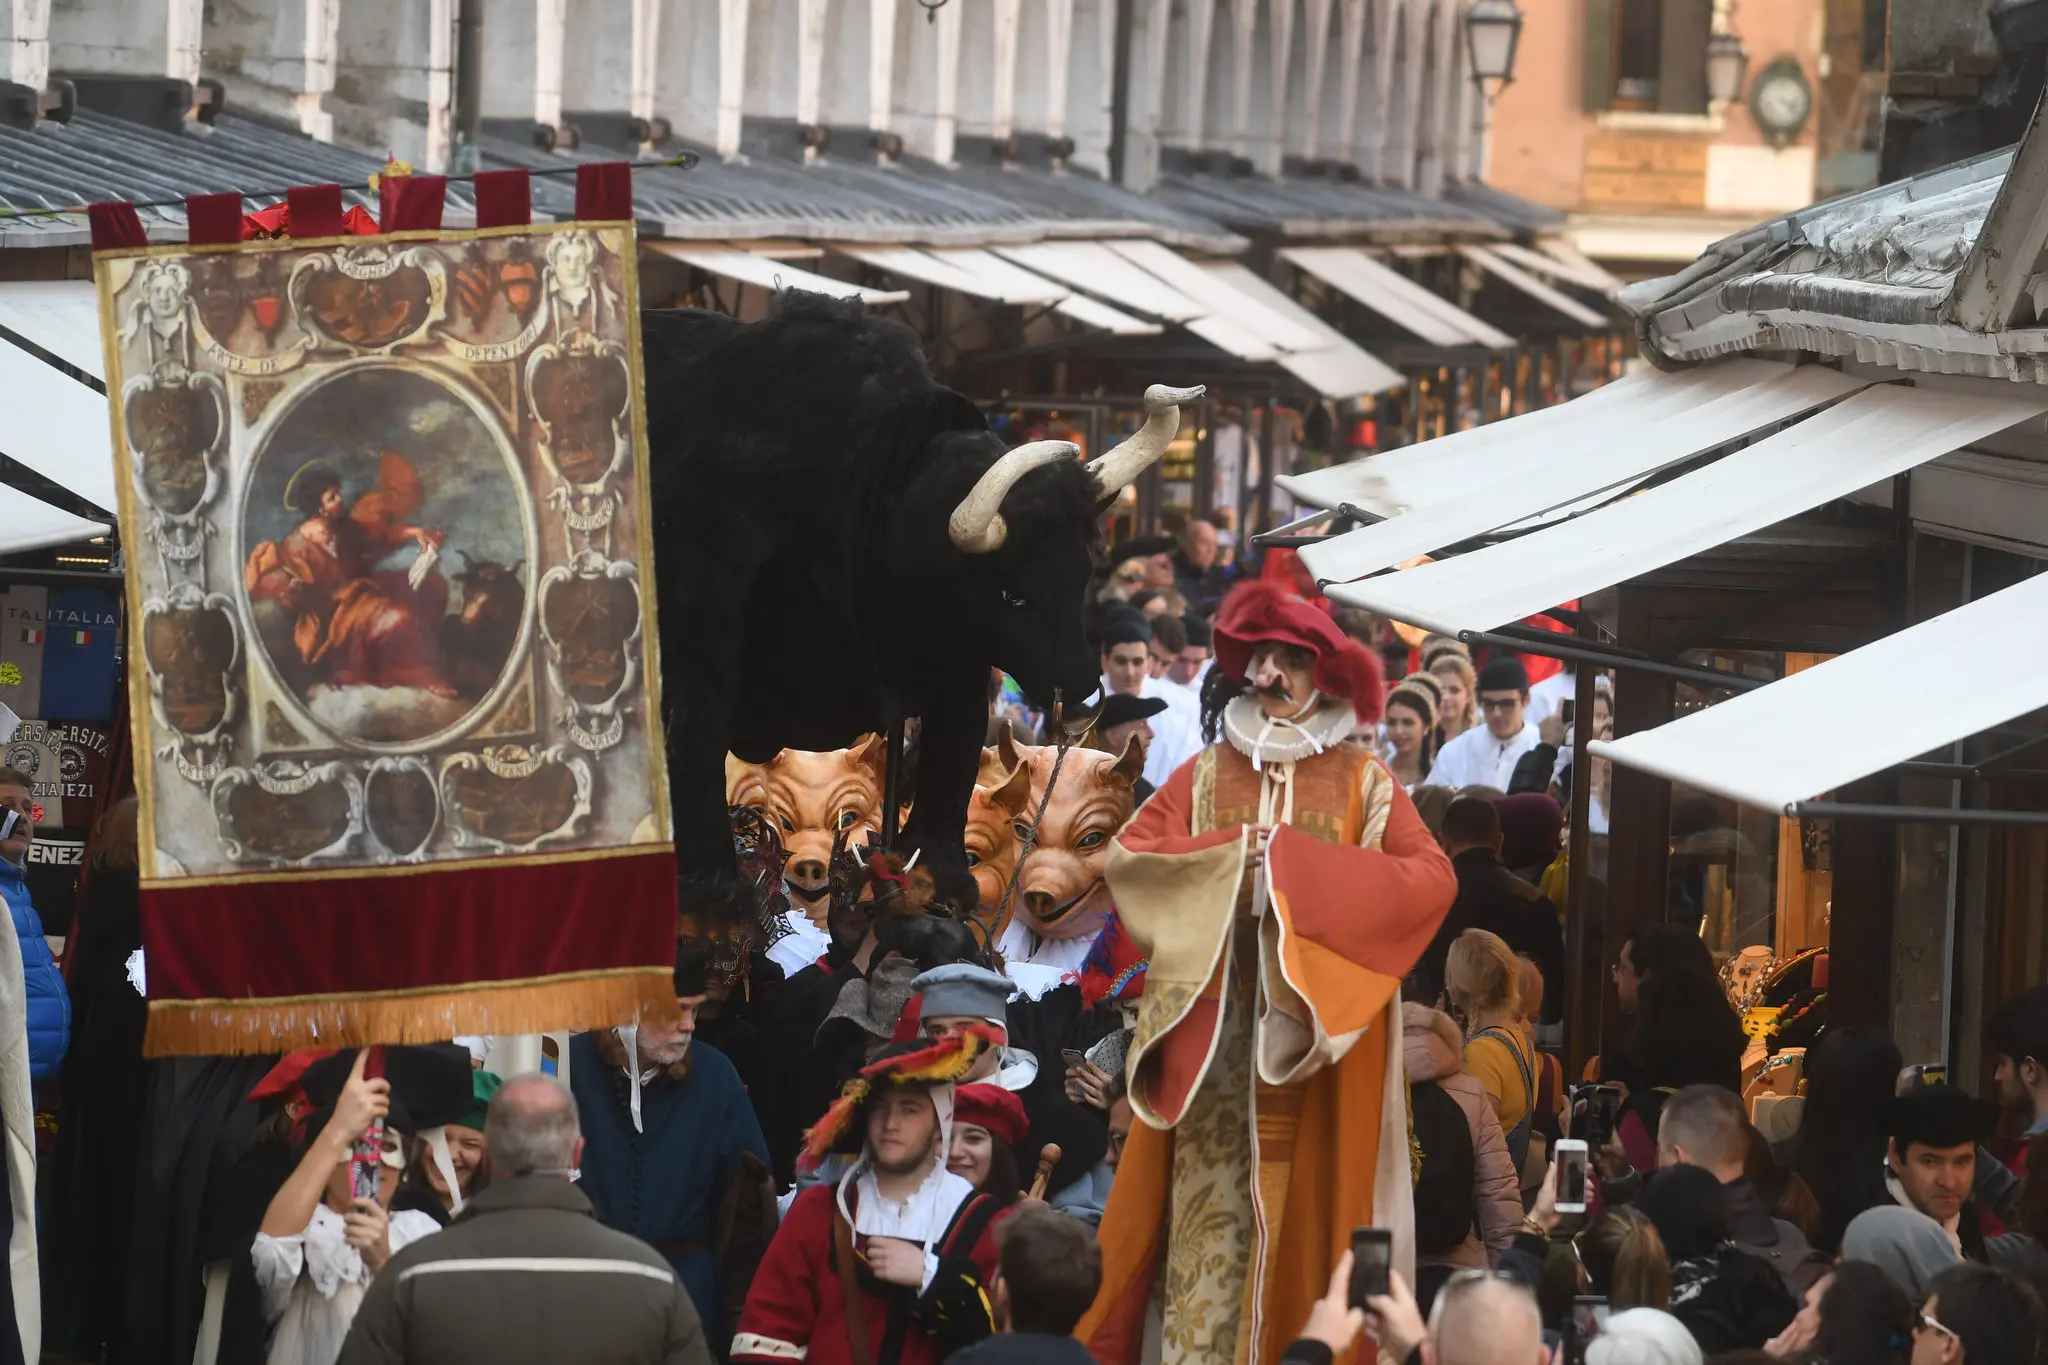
(142, 967, 679, 1058)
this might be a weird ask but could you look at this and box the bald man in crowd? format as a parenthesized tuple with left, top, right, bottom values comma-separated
(340, 1074, 712, 1365)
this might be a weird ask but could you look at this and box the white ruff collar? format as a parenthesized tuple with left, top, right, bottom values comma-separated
(1222, 693, 1358, 768)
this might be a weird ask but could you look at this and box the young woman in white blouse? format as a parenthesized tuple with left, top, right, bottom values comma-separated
(251, 1050, 440, 1365)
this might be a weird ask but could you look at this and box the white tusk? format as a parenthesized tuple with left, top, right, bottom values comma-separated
(904, 848, 921, 870)
(947, 440, 1078, 554)
(1086, 384, 1206, 497)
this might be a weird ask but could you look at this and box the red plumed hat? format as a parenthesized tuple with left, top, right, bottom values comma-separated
(1214, 580, 1385, 721)
(798, 1025, 999, 1169)
(953, 1083, 1029, 1148)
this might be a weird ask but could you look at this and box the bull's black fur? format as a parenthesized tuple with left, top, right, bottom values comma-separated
(644, 293, 1104, 921)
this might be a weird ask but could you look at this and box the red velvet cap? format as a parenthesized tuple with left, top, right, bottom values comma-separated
(953, 1083, 1029, 1148)
(1213, 580, 1385, 721)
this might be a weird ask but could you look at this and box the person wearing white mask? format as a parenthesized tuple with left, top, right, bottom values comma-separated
(568, 944, 770, 1349)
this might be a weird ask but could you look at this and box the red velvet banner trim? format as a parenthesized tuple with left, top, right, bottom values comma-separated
(140, 847, 677, 1004)
(575, 162, 633, 222)
(285, 183, 345, 239)
(185, 192, 244, 246)
(88, 201, 147, 250)
(473, 169, 532, 228)
(379, 175, 447, 233)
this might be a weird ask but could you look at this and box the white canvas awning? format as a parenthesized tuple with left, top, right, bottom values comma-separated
(1107, 242, 1329, 352)
(0, 482, 108, 556)
(0, 281, 105, 380)
(1537, 240, 1625, 295)
(1594, 569, 2048, 812)
(922, 248, 1072, 304)
(1196, 262, 1404, 399)
(1280, 246, 1515, 350)
(0, 331, 119, 512)
(1460, 245, 1609, 328)
(652, 244, 910, 305)
(993, 242, 1207, 322)
(1289, 360, 1867, 584)
(1327, 383, 2048, 635)
(835, 244, 1159, 331)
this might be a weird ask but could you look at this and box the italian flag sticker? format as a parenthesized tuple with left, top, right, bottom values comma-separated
(69, 630, 90, 646)
(17, 628, 40, 645)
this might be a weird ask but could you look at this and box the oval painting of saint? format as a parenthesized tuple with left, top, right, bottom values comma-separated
(242, 365, 530, 746)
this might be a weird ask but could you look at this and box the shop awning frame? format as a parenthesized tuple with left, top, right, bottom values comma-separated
(1291, 361, 1871, 585)
(1324, 383, 2048, 637)
(1459, 245, 1611, 328)
(650, 243, 911, 305)
(1280, 246, 1516, 350)
(1592, 567, 2048, 821)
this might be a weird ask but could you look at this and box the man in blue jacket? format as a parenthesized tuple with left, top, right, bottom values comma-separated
(0, 766, 69, 1080)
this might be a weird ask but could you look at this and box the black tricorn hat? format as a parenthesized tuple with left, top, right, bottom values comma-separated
(301, 1043, 475, 1134)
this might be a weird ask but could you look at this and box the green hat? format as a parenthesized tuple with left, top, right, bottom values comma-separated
(455, 1070, 503, 1133)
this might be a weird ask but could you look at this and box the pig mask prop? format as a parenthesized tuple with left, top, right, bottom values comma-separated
(1007, 736, 1142, 943)
(725, 734, 887, 927)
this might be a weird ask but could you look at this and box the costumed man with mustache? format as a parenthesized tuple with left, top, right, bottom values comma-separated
(1078, 580, 1458, 1365)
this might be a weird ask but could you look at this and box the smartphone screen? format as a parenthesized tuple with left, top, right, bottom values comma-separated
(1897, 1063, 1946, 1095)
(1061, 1049, 1089, 1069)
(1555, 1140, 1590, 1213)
(0, 809, 16, 843)
(1583, 1085, 1621, 1147)
(1349, 1228, 1393, 1308)
(1560, 699, 1576, 727)
(1573, 1297, 1609, 1338)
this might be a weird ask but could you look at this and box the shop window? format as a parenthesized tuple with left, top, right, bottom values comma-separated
(1583, 0, 1714, 115)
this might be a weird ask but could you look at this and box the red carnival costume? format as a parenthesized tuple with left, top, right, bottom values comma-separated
(734, 1032, 1007, 1365)
(1079, 582, 1457, 1365)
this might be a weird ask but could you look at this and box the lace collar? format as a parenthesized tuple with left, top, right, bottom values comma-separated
(1222, 693, 1358, 768)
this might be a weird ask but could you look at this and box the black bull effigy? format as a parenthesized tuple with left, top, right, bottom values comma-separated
(644, 292, 1200, 920)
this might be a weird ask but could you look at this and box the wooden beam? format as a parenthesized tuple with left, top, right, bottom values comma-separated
(1600, 582, 1675, 1065)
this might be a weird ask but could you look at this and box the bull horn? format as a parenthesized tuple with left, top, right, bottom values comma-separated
(948, 440, 1079, 554)
(1086, 384, 1207, 497)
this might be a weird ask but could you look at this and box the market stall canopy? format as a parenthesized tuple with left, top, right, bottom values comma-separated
(994, 241, 1208, 322)
(1488, 242, 1621, 299)
(1535, 240, 1625, 294)
(1280, 246, 1515, 350)
(1458, 245, 1609, 328)
(0, 483, 108, 557)
(1593, 568, 2048, 813)
(843, 240, 1399, 399)
(0, 280, 105, 380)
(650, 243, 910, 305)
(0, 291, 118, 514)
(1328, 382, 2048, 636)
(1285, 359, 1868, 585)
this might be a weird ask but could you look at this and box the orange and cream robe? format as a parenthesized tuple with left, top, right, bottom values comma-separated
(1078, 695, 1456, 1365)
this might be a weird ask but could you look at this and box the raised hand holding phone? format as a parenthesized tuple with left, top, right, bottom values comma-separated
(1554, 1138, 1590, 1215)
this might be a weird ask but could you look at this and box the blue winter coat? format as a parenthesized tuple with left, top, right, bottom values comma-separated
(0, 859, 69, 1080)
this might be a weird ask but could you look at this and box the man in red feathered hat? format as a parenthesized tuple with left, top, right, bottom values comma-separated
(1079, 580, 1458, 1365)
(733, 1030, 1007, 1365)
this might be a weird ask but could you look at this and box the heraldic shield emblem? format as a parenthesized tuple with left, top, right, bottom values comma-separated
(92, 178, 677, 1057)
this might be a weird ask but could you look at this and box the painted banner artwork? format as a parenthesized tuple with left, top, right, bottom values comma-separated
(94, 215, 678, 1054)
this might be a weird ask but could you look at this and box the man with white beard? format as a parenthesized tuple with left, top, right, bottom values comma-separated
(570, 946, 771, 1349)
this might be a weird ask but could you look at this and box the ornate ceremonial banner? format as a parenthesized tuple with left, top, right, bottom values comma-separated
(94, 211, 678, 1054)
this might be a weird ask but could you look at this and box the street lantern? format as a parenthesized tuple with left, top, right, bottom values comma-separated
(1706, 30, 1751, 104)
(1465, 0, 1525, 87)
